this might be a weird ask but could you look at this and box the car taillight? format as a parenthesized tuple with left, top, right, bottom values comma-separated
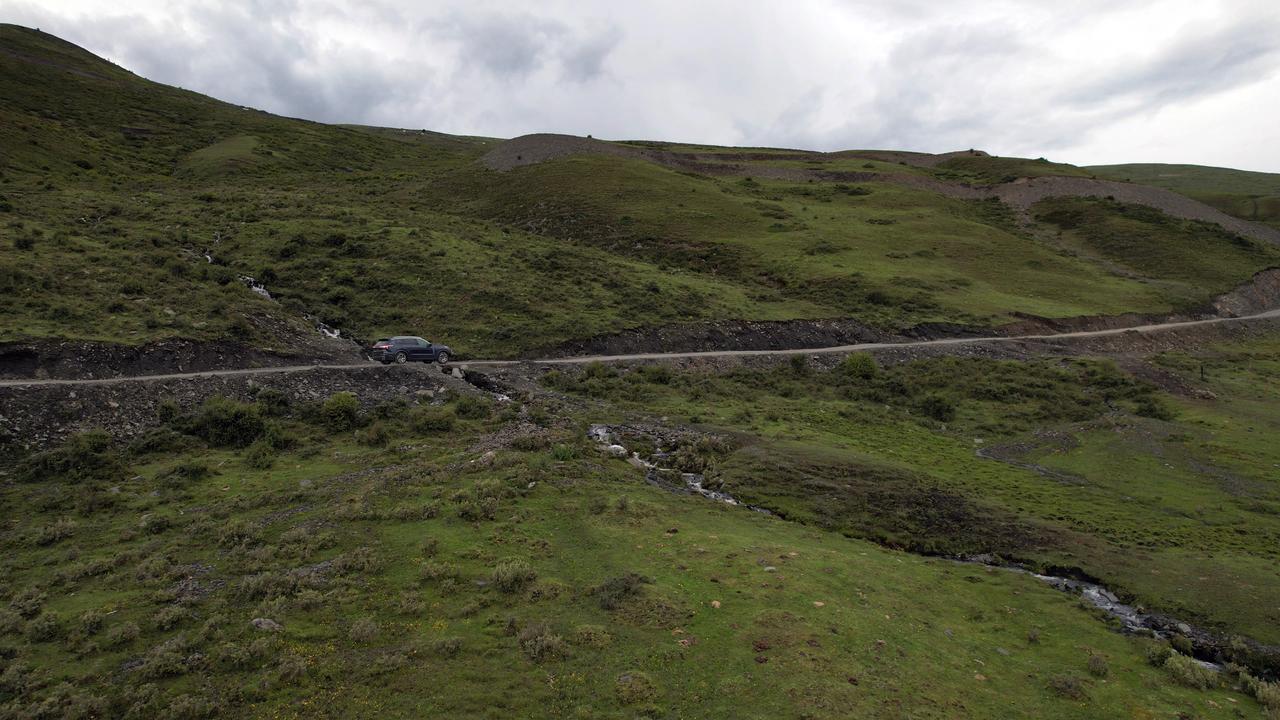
(374, 343, 389, 349)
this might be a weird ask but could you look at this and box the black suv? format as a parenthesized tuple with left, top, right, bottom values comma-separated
(368, 336, 452, 365)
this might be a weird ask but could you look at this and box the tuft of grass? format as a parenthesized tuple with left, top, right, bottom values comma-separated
(491, 558, 537, 594)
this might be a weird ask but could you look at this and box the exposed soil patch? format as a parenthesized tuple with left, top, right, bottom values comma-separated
(533, 317, 884, 358)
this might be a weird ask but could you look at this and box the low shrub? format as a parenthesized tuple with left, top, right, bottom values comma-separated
(153, 606, 191, 631)
(1164, 654, 1218, 689)
(452, 394, 492, 420)
(32, 518, 77, 546)
(419, 561, 460, 583)
(411, 406, 455, 434)
(431, 637, 463, 657)
(179, 397, 265, 448)
(17, 430, 124, 484)
(77, 609, 106, 637)
(277, 653, 308, 683)
(356, 422, 390, 446)
(348, 618, 379, 644)
(25, 613, 62, 642)
(103, 621, 141, 648)
(1086, 652, 1109, 678)
(590, 573, 650, 610)
(129, 428, 198, 456)
(1046, 674, 1088, 700)
(1135, 396, 1176, 421)
(1144, 640, 1174, 667)
(492, 558, 537, 593)
(510, 434, 550, 452)
(321, 392, 361, 431)
(158, 460, 214, 486)
(1240, 674, 1280, 711)
(572, 624, 613, 648)
(332, 546, 381, 575)
(244, 441, 275, 469)
(836, 352, 879, 380)
(615, 670, 658, 705)
(917, 394, 957, 423)
(517, 622, 566, 662)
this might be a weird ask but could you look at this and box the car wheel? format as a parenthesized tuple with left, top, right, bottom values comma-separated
(394, 352, 408, 364)
(436, 351, 450, 364)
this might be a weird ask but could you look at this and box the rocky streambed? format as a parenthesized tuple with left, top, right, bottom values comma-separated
(588, 424, 771, 514)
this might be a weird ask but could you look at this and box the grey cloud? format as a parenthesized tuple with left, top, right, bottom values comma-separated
(1065, 17, 1280, 109)
(3, 0, 1279, 169)
(558, 24, 621, 82)
(425, 11, 620, 83)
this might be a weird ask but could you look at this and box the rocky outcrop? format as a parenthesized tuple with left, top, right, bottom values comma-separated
(0, 365, 454, 451)
(0, 336, 364, 381)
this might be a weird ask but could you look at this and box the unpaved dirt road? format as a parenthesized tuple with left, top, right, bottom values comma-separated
(3, 308, 1278, 388)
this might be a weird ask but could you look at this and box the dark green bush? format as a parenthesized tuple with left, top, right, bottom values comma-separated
(917, 394, 956, 423)
(244, 441, 275, 469)
(320, 392, 361, 431)
(411, 406, 455, 434)
(452, 394, 492, 420)
(179, 397, 265, 448)
(590, 573, 650, 610)
(17, 430, 124, 484)
(1135, 396, 1176, 421)
(836, 352, 878, 380)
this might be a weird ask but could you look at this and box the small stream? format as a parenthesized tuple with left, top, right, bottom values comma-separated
(195, 239, 350, 342)
(588, 424, 772, 515)
(588, 422, 1234, 672)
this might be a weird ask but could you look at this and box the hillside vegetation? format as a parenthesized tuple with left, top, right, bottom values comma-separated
(2, 24, 1278, 360)
(3, 344, 1280, 718)
(1089, 163, 1280, 228)
(4, 22, 1280, 720)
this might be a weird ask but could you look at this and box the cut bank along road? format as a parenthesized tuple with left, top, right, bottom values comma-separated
(3, 308, 1279, 388)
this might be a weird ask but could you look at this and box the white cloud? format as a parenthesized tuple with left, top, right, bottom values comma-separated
(4, 0, 1279, 171)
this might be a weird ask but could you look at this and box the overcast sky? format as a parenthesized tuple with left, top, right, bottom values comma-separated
(6, 0, 1280, 171)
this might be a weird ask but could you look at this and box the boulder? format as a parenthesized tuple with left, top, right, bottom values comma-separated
(251, 618, 283, 632)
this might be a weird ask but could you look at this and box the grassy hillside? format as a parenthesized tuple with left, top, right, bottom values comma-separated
(1089, 164, 1280, 228)
(2, 23, 1278, 360)
(4, 347, 1279, 718)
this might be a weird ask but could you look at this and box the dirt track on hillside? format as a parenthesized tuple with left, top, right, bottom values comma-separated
(480, 134, 1280, 246)
(2, 307, 1277, 388)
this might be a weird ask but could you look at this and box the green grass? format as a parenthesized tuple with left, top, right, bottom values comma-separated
(0, 390, 1267, 718)
(542, 345, 1280, 646)
(1033, 196, 1280, 308)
